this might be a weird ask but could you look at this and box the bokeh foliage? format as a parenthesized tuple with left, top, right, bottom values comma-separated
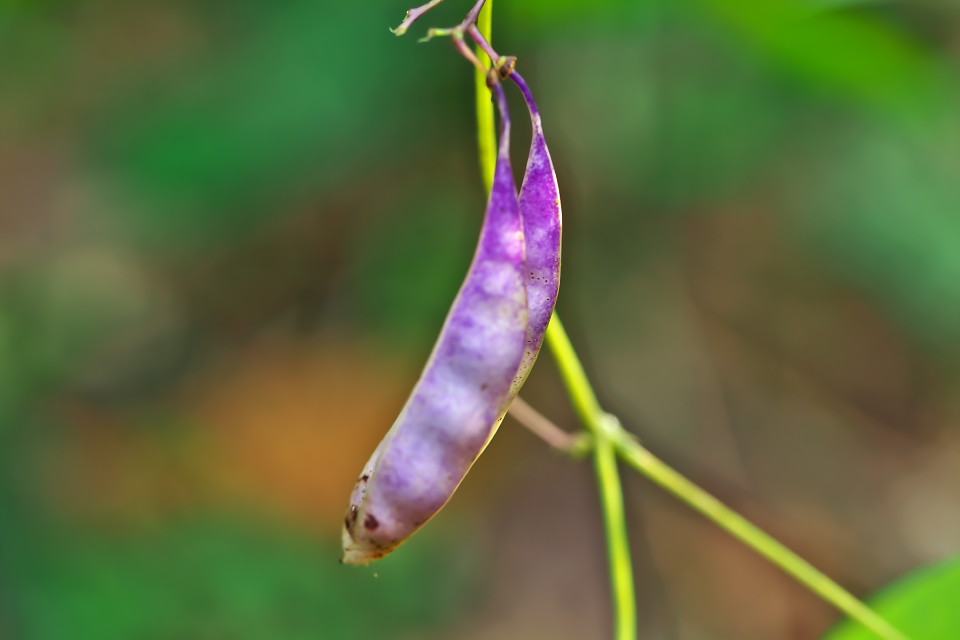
(1, 0, 959, 638)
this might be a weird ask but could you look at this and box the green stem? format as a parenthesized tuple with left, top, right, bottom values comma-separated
(546, 317, 637, 638)
(611, 434, 910, 640)
(593, 418, 638, 640)
(545, 317, 604, 430)
(545, 319, 910, 640)
(474, 9, 637, 636)
(473, 6, 905, 640)
(474, 0, 496, 193)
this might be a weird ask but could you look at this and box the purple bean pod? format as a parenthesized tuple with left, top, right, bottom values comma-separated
(508, 71, 562, 395)
(342, 81, 527, 565)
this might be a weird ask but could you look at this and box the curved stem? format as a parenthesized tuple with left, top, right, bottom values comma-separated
(463, 0, 488, 28)
(611, 434, 910, 640)
(452, 31, 484, 71)
(467, 23, 500, 66)
(544, 320, 910, 640)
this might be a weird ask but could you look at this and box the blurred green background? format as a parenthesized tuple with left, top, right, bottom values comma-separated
(1, 0, 959, 638)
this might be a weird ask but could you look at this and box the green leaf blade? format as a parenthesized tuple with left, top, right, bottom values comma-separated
(823, 556, 960, 640)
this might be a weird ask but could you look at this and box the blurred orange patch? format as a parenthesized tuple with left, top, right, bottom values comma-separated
(43, 334, 413, 534)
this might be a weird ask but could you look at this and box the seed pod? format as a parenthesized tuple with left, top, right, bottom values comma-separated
(509, 71, 562, 394)
(342, 81, 526, 565)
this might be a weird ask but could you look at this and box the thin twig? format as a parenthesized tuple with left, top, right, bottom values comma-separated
(392, 0, 449, 36)
(462, 0, 488, 27)
(393, 0, 486, 38)
(508, 396, 590, 455)
(466, 23, 501, 68)
(451, 31, 483, 70)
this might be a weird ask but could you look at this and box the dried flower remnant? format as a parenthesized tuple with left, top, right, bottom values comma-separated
(342, 81, 526, 565)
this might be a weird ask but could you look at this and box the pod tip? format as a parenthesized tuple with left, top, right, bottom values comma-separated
(341, 527, 392, 566)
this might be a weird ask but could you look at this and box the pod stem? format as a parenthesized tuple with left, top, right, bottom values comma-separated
(508, 397, 590, 455)
(393, 0, 488, 37)
(392, 0, 449, 36)
(470, 9, 910, 640)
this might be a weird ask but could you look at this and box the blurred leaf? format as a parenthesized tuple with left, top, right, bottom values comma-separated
(822, 556, 960, 640)
(795, 115, 960, 354)
(9, 517, 475, 640)
(540, 20, 793, 214)
(501, 0, 651, 32)
(693, 0, 945, 111)
(0, 250, 172, 424)
(348, 189, 476, 349)
(87, 0, 454, 248)
(638, 53, 786, 209)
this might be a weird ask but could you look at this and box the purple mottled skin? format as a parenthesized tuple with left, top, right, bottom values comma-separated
(342, 82, 526, 565)
(509, 72, 562, 394)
